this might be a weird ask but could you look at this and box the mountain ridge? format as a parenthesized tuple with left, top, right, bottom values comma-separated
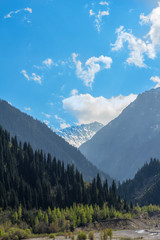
(80, 88, 160, 181)
(0, 99, 112, 183)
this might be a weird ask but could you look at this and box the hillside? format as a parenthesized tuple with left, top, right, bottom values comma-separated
(0, 125, 122, 210)
(80, 88, 160, 181)
(57, 122, 104, 148)
(0, 99, 111, 183)
(118, 159, 160, 206)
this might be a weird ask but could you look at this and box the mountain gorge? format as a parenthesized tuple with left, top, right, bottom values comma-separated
(80, 88, 160, 181)
(0, 99, 111, 183)
(56, 122, 104, 148)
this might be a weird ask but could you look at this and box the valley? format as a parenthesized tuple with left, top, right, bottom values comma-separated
(2, 1, 160, 239)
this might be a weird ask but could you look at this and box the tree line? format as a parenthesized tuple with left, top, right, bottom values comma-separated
(0, 125, 129, 211)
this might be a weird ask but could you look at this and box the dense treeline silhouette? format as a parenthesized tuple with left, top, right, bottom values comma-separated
(118, 158, 160, 205)
(0, 125, 127, 210)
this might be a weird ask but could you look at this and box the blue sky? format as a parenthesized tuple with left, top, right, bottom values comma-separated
(1, 0, 160, 130)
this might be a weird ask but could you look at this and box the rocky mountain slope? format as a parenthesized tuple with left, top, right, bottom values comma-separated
(80, 88, 160, 181)
(57, 122, 104, 148)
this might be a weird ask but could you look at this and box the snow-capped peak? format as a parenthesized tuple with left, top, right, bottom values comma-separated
(56, 121, 104, 148)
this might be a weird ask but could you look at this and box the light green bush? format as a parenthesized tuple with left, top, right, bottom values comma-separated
(49, 233, 56, 239)
(77, 232, 87, 240)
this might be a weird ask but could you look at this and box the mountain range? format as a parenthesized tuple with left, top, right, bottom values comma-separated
(80, 88, 160, 181)
(0, 99, 111, 183)
(56, 122, 104, 148)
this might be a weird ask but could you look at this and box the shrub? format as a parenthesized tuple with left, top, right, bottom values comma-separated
(25, 229, 31, 236)
(88, 231, 94, 240)
(103, 230, 108, 240)
(77, 232, 87, 240)
(107, 229, 113, 240)
(3, 227, 30, 240)
(68, 231, 72, 239)
(13, 235, 19, 240)
(0, 229, 2, 237)
(71, 235, 75, 240)
(2, 233, 10, 240)
(100, 231, 103, 240)
(49, 233, 56, 239)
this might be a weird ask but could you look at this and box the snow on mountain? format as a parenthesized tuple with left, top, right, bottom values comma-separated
(56, 122, 104, 148)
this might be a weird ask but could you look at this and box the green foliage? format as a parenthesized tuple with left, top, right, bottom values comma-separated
(71, 235, 75, 240)
(49, 233, 56, 239)
(100, 229, 113, 240)
(107, 229, 113, 240)
(1, 227, 31, 240)
(77, 232, 87, 240)
(103, 230, 108, 240)
(88, 231, 95, 240)
(12, 212, 18, 223)
(18, 205, 22, 219)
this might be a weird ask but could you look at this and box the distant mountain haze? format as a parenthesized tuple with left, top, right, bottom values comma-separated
(80, 88, 160, 181)
(0, 99, 112, 183)
(56, 122, 104, 148)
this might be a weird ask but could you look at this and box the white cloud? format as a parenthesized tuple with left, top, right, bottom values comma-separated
(42, 58, 58, 68)
(42, 112, 51, 118)
(72, 53, 112, 88)
(4, 7, 32, 19)
(60, 123, 71, 129)
(140, 2, 160, 59)
(70, 89, 78, 96)
(24, 107, 31, 111)
(21, 70, 42, 84)
(24, 8, 32, 14)
(89, 2, 110, 32)
(112, 2, 160, 67)
(63, 93, 137, 125)
(21, 70, 30, 80)
(43, 58, 53, 68)
(112, 26, 149, 67)
(54, 115, 70, 129)
(31, 73, 42, 84)
(48, 102, 54, 107)
(89, 9, 95, 16)
(150, 76, 160, 88)
(99, 1, 109, 6)
(43, 120, 50, 126)
(95, 10, 109, 32)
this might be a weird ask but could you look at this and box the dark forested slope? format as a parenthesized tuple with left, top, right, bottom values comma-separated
(118, 159, 160, 205)
(0, 99, 111, 183)
(0, 125, 124, 210)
